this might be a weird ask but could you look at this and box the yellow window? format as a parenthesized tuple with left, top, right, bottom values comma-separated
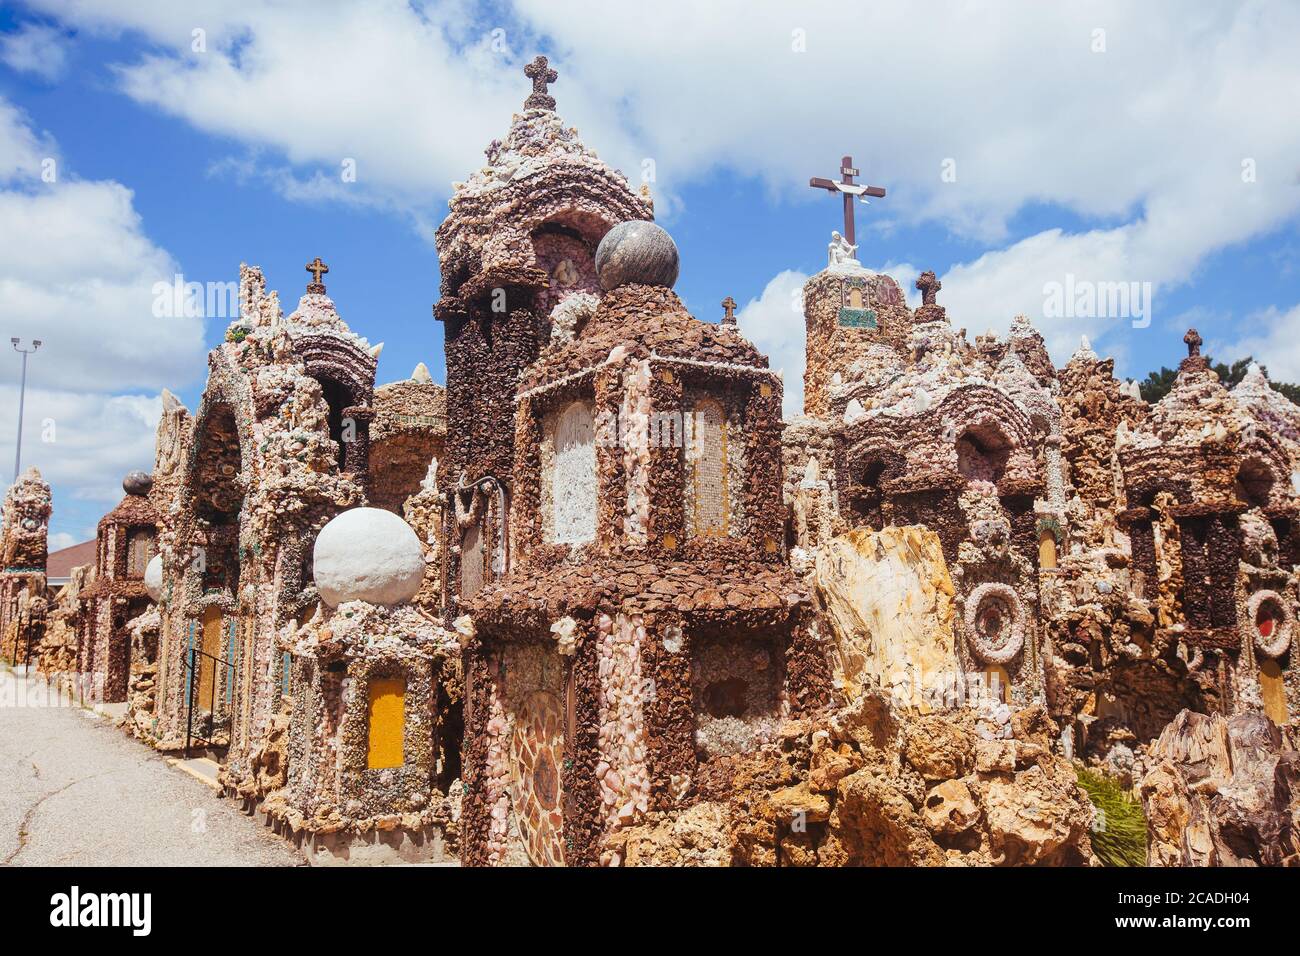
(1260, 659, 1288, 727)
(196, 605, 222, 708)
(1038, 530, 1058, 569)
(367, 677, 406, 769)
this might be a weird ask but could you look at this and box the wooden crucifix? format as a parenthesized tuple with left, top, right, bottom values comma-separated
(305, 256, 329, 292)
(809, 155, 886, 247)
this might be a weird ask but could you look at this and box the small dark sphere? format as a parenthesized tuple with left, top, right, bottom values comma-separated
(595, 220, 679, 291)
(123, 470, 154, 496)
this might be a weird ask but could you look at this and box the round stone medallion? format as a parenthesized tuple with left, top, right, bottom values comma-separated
(965, 582, 1025, 665)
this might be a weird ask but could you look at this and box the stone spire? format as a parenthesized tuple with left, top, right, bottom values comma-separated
(1071, 335, 1098, 364)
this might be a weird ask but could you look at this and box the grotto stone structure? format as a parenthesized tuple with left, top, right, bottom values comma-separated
(0, 468, 51, 668)
(78, 471, 158, 706)
(433, 65, 821, 866)
(797, 255, 1066, 715)
(266, 507, 461, 864)
(36, 562, 91, 699)
(6, 55, 1299, 867)
(432, 54, 654, 626)
(148, 262, 372, 769)
(133, 261, 455, 860)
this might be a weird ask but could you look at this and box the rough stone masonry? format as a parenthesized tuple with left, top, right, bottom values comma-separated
(9, 56, 1299, 867)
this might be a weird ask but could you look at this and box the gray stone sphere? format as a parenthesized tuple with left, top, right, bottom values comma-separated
(312, 507, 425, 607)
(595, 220, 679, 291)
(123, 470, 153, 496)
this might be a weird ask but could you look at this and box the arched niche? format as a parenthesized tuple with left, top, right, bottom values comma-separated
(191, 402, 244, 525)
(187, 402, 245, 599)
(530, 214, 605, 315)
(461, 519, 485, 598)
(1236, 455, 1277, 509)
(316, 375, 353, 471)
(293, 332, 377, 477)
(956, 421, 1012, 483)
(1038, 530, 1058, 569)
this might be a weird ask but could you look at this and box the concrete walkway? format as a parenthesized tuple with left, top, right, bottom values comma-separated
(0, 668, 301, 866)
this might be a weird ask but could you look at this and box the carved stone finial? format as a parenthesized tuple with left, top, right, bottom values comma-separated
(306, 256, 329, 293)
(1184, 327, 1202, 358)
(523, 55, 558, 111)
(721, 295, 737, 326)
(916, 270, 941, 307)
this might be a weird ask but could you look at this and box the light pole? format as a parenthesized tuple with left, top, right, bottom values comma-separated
(11, 338, 41, 481)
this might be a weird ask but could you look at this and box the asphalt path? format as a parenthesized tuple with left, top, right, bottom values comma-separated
(0, 668, 301, 866)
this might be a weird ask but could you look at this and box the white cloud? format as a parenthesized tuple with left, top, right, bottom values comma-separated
(0, 169, 206, 395)
(736, 270, 809, 418)
(48, 531, 79, 551)
(21, 1, 1299, 372)
(1225, 303, 1300, 382)
(0, 98, 53, 180)
(0, 94, 192, 538)
(74, 2, 529, 210)
(0, 387, 162, 504)
(0, 22, 68, 81)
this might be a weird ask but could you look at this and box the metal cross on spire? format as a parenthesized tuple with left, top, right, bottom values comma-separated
(524, 55, 558, 110)
(809, 155, 886, 247)
(306, 256, 329, 293)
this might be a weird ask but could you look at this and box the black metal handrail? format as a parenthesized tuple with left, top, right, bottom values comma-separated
(181, 645, 236, 759)
(21, 620, 40, 670)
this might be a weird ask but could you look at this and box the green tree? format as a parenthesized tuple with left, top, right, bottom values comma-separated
(1137, 366, 1178, 403)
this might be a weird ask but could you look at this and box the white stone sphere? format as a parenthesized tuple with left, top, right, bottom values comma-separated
(312, 507, 424, 607)
(144, 554, 164, 602)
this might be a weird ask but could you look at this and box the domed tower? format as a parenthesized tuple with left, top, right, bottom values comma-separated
(434, 56, 653, 616)
(457, 219, 823, 867)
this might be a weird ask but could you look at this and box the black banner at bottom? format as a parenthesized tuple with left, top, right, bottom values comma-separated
(0, 864, 1278, 941)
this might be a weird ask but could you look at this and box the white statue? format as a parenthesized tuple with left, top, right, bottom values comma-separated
(828, 230, 859, 266)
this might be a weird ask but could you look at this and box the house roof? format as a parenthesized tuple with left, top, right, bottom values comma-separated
(46, 539, 96, 583)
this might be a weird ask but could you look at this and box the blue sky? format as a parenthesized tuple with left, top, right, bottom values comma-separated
(2, 1, 1299, 547)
